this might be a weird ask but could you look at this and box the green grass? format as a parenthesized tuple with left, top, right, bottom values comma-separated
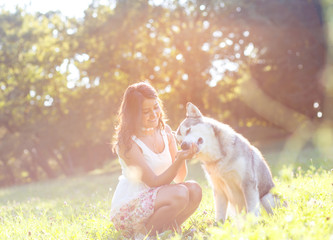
(186, 166, 333, 240)
(0, 159, 332, 239)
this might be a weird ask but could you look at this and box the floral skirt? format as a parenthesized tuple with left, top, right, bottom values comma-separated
(111, 187, 161, 238)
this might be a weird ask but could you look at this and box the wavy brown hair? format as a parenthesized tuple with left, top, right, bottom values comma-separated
(113, 82, 166, 155)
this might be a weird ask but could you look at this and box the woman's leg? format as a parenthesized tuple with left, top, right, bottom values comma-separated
(145, 181, 202, 235)
(145, 184, 189, 234)
(175, 181, 202, 226)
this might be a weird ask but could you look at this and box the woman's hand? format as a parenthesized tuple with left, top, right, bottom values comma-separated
(176, 142, 198, 161)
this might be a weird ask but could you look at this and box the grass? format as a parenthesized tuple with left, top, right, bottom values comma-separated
(0, 173, 118, 239)
(0, 143, 332, 239)
(188, 167, 333, 240)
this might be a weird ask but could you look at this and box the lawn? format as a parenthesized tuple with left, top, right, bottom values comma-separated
(0, 142, 332, 240)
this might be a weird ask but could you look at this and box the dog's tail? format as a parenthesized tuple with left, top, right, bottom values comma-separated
(261, 193, 287, 214)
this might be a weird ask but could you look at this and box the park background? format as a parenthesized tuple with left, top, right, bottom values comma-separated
(0, 0, 332, 186)
(1, 1, 333, 239)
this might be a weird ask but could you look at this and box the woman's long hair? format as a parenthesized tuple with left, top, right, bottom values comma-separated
(112, 82, 166, 155)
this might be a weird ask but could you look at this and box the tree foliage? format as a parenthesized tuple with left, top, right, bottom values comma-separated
(0, 0, 327, 186)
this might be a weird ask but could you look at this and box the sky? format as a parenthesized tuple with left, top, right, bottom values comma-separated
(0, 0, 99, 18)
(0, 0, 165, 18)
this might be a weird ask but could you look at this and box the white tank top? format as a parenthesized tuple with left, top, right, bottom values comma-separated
(110, 130, 173, 217)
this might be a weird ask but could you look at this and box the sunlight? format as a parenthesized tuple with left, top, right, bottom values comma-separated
(3, 0, 93, 18)
(219, 42, 226, 48)
(134, 52, 143, 59)
(182, 73, 188, 81)
(209, 59, 239, 87)
(201, 42, 210, 52)
(57, 59, 80, 89)
(44, 95, 54, 107)
(29, 90, 36, 97)
(171, 25, 180, 33)
(176, 53, 183, 61)
(93, 77, 100, 87)
(225, 39, 233, 46)
(213, 30, 223, 38)
(244, 43, 254, 56)
(313, 102, 322, 118)
(203, 20, 210, 29)
(1, 1, 332, 238)
(154, 66, 160, 72)
(148, 0, 164, 6)
(75, 53, 90, 62)
(313, 102, 319, 108)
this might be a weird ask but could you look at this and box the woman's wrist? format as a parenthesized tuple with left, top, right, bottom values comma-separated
(175, 152, 188, 162)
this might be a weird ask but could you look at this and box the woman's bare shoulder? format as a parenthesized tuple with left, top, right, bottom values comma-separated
(164, 124, 173, 134)
(118, 141, 143, 164)
(164, 124, 175, 143)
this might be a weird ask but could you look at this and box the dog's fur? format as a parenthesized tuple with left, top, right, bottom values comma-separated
(176, 102, 279, 222)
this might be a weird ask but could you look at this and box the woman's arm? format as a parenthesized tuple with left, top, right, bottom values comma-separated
(165, 125, 187, 183)
(119, 135, 196, 188)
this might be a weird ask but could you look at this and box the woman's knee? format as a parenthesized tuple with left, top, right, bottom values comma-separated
(184, 181, 202, 204)
(154, 184, 189, 210)
(171, 184, 190, 208)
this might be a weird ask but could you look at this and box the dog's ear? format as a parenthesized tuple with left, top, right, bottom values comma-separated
(186, 102, 203, 118)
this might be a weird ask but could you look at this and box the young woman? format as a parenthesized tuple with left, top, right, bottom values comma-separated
(110, 82, 202, 238)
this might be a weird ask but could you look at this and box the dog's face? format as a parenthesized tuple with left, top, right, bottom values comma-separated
(175, 103, 215, 154)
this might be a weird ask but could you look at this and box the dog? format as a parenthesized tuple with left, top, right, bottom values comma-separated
(176, 102, 280, 222)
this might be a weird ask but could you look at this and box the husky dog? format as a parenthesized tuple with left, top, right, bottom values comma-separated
(176, 102, 279, 222)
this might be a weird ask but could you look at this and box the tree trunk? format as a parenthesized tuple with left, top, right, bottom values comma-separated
(51, 149, 74, 176)
(31, 146, 57, 178)
(0, 158, 16, 186)
(25, 155, 39, 181)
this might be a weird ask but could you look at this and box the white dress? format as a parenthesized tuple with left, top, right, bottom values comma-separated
(110, 129, 173, 218)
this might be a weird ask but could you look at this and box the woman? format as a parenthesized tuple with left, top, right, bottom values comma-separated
(110, 82, 202, 238)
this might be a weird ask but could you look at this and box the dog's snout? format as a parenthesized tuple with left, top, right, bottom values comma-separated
(197, 137, 203, 145)
(181, 142, 190, 150)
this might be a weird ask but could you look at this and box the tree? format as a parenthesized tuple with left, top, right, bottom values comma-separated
(0, 8, 73, 184)
(0, 0, 327, 185)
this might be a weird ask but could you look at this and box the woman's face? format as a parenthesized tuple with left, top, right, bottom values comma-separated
(141, 97, 161, 129)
